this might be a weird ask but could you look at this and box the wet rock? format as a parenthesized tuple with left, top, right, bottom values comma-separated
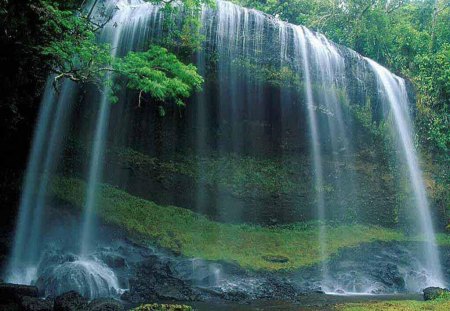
(0, 283, 39, 303)
(371, 263, 405, 290)
(54, 291, 88, 311)
(19, 296, 53, 311)
(423, 287, 450, 301)
(0, 302, 20, 311)
(88, 298, 124, 311)
(125, 256, 198, 302)
(120, 291, 140, 304)
(220, 290, 249, 301)
(99, 253, 126, 269)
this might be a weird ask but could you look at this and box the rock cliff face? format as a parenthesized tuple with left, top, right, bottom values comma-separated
(58, 0, 426, 227)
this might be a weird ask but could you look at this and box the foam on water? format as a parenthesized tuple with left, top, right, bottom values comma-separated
(37, 257, 121, 299)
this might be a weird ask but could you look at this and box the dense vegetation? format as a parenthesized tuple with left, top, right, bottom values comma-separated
(0, 1, 449, 308)
(0, 0, 208, 224)
(52, 176, 450, 271)
(235, 0, 449, 156)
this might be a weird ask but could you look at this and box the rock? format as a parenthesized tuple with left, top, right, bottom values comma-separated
(0, 302, 20, 311)
(88, 298, 124, 311)
(99, 253, 126, 269)
(54, 291, 88, 311)
(126, 256, 198, 302)
(0, 283, 39, 303)
(119, 291, 140, 304)
(423, 287, 450, 301)
(19, 296, 53, 311)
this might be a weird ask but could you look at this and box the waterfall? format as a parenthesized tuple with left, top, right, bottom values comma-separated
(366, 58, 444, 288)
(5, 0, 445, 297)
(80, 0, 135, 257)
(7, 80, 77, 284)
(292, 25, 329, 283)
(6, 0, 162, 296)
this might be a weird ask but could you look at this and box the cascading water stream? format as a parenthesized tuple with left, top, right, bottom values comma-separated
(292, 25, 329, 283)
(7, 79, 58, 284)
(7, 79, 77, 284)
(5, 0, 446, 298)
(80, 1, 132, 257)
(366, 58, 445, 288)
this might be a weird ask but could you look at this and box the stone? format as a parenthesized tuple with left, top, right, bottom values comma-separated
(88, 298, 124, 311)
(0, 302, 20, 311)
(54, 291, 88, 311)
(19, 296, 53, 311)
(423, 287, 450, 301)
(99, 253, 126, 269)
(126, 257, 197, 302)
(0, 283, 39, 303)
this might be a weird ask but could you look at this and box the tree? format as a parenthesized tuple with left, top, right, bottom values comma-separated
(38, 0, 211, 107)
(234, 0, 450, 153)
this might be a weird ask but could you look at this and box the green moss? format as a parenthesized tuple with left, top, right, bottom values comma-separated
(51, 176, 409, 271)
(114, 148, 309, 198)
(131, 304, 192, 311)
(336, 300, 450, 311)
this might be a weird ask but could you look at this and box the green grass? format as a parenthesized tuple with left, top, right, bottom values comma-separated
(435, 233, 450, 246)
(131, 304, 192, 311)
(51, 176, 411, 271)
(336, 300, 450, 311)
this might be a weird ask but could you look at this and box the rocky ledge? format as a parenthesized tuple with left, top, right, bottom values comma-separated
(0, 284, 124, 311)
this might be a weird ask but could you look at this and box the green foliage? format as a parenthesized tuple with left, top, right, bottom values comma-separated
(232, 58, 302, 88)
(52, 176, 408, 271)
(131, 304, 193, 311)
(114, 47, 203, 106)
(336, 300, 450, 311)
(35, 0, 204, 106)
(156, 0, 215, 55)
(414, 44, 450, 152)
(234, 0, 450, 155)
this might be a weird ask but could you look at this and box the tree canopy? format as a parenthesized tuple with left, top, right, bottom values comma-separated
(235, 0, 449, 153)
(31, 0, 214, 107)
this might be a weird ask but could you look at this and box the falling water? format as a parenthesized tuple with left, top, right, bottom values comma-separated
(7, 80, 77, 284)
(6, 0, 162, 295)
(80, 0, 133, 256)
(366, 59, 444, 287)
(292, 25, 328, 282)
(7, 79, 57, 284)
(5, 0, 445, 297)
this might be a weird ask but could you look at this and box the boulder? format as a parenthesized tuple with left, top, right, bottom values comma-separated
(125, 256, 198, 302)
(423, 287, 450, 301)
(0, 283, 39, 303)
(88, 298, 123, 311)
(0, 302, 20, 311)
(99, 253, 126, 269)
(19, 296, 53, 311)
(54, 291, 88, 311)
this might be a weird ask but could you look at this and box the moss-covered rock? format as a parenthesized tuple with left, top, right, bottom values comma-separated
(423, 287, 450, 301)
(51, 176, 410, 271)
(131, 303, 192, 311)
(336, 300, 450, 311)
